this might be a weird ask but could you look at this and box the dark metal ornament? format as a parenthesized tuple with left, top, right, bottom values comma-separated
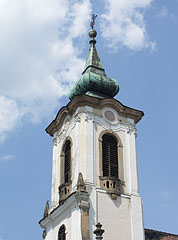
(90, 14, 97, 29)
(93, 223, 105, 239)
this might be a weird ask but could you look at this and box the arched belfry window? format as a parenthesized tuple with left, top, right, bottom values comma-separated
(64, 140, 71, 183)
(59, 139, 72, 201)
(102, 134, 118, 178)
(58, 224, 66, 240)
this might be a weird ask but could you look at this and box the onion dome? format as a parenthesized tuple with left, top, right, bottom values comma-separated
(68, 21, 119, 100)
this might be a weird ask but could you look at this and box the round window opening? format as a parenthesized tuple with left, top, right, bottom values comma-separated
(104, 110, 115, 121)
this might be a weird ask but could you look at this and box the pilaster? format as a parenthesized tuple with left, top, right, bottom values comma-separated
(126, 125, 139, 195)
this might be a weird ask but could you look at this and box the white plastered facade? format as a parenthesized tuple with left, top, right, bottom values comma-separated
(40, 103, 145, 240)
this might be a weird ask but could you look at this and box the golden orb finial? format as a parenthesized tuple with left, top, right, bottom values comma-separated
(89, 14, 97, 40)
(88, 29, 97, 39)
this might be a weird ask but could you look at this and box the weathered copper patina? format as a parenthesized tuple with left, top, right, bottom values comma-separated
(68, 19, 119, 100)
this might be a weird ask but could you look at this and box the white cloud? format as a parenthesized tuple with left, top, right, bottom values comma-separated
(156, 6, 168, 18)
(0, 154, 15, 163)
(0, 0, 156, 142)
(156, 6, 176, 22)
(0, 0, 92, 142)
(100, 0, 155, 51)
(0, 96, 24, 142)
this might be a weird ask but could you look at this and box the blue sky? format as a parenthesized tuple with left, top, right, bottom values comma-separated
(0, 0, 178, 239)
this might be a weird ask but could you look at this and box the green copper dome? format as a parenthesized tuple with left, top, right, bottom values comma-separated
(68, 29, 119, 100)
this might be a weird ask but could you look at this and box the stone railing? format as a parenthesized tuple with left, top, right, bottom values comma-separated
(99, 176, 121, 200)
(58, 181, 72, 202)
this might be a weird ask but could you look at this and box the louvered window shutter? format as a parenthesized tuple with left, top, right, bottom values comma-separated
(64, 141, 71, 183)
(102, 134, 118, 178)
(58, 225, 66, 240)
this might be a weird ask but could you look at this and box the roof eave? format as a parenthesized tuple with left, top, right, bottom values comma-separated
(46, 94, 144, 137)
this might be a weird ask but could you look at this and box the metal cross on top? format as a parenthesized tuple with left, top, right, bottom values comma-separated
(90, 14, 97, 29)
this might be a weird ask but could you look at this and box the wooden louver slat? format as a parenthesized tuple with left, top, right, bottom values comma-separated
(102, 141, 109, 177)
(64, 140, 71, 183)
(102, 134, 118, 178)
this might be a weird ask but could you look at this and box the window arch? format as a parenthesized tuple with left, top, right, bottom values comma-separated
(102, 134, 118, 178)
(59, 138, 72, 202)
(58, 224, 66, 240)
(63, 140, 71, 183)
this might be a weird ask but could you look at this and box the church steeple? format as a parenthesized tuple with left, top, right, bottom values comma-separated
(68, 17, 119, 100)
(82, 29, 103, 73)
(40, 14, 145, 240)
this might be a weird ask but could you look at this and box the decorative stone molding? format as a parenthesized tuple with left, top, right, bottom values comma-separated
(102, 107, 118, 125)
(75, 114, 81, 123)
(57, 133, 64, 143)
(41, 201, 49, 239)
(79, 198, 90, 240)
(43, 200, 49, 218)
(46, 95, 144, 137)
(59, 136, 73, 185)
(84, 115, 89, 122)
(40, 175, 91, 240)
(79, 200, 90, 212)
(50, 200, 58, 209)
(77, 172, 86, 192)
(58, 181, 72, 202)
(98, 130, 124, 184)
(93, 223, 105, 240)
(134, 131, 138, 137)
(75, 172, 90, 240)
(42, 229, 47, 239)
(127, 126, 136, 135)
(99, 176, 121, 200)
(84, 114, 95, 123)
(53, 137, 57, 146)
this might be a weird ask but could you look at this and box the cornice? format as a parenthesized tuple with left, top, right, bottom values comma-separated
(39, 190, 89, 228)
(46, 95, 144, 137)
(39, 192, 76, 227)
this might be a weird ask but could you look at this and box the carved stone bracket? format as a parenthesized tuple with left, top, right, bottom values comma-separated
(99, 176, 121, 200)
(79, 200, 90, 212)
(58, 181, 72, 202)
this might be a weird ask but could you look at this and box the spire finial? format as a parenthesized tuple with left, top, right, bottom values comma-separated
(68, 13, 119, 100)
(90, 14, 97, 30)
(89, 14, 97, 40)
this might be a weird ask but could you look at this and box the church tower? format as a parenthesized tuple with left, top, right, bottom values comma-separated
(39, 18, 145, 240)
